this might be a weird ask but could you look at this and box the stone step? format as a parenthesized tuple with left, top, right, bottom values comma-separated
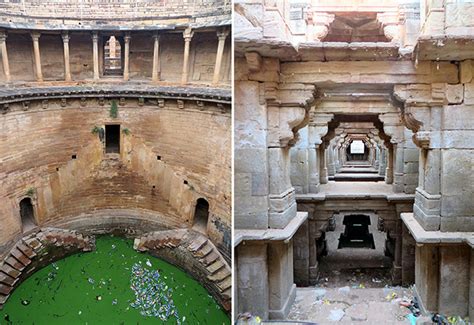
(207, 259, 225, 274)
(194, 243, 213, 258)
(0, 272, 17, 286)
(0, 293, 9, 305)
(10, 248, 31, 267)
(0, 284, 12, 296)
(1, 263, 21, 279)
(24, 238, 42, 251)
(207, 268, 230, 282)
(222, 287, 232, 300)
(201, 251, 220, 266)
(16, 242, 36, 259)
(217, 276, 232, 291)
(5, 256, 25, 272)
(188, 236, 208, 252)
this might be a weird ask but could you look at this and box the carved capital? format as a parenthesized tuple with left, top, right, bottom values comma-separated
(183, 28, 194, 42)
(0, 30, 7, 43)
(305, 12, 335, 41)
(31, 32, 41, 42)
(413, 131, 430, 149)
(245, 51, 262, 72)
(124, 32, 131, 43)
(61, 31, 70, 43)
(91, 31, 99, 42)
(217, 28, 230, 41)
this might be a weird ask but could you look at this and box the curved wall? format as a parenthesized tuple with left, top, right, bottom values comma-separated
(0, 96, 231, 260)
(0, 0, 231, 29)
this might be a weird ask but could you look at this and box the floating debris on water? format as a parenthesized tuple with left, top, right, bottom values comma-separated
(129, 263, 181, 324)
(87, 278, 95, 285)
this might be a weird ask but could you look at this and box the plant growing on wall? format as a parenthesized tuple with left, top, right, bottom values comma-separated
(26, 187, 35, 197)
(110, 100, 118, 118)
(91, 126, 105, 142)
(91, 126, 101, 134)
(122, 128, 131, 135)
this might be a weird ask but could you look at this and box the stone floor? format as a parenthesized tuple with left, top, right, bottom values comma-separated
(317, 213, 392, 288)
(287, 286, 415, 324)
(285, 214, 413, 324)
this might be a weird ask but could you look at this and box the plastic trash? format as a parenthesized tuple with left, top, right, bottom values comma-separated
(314, 288, 327, 300)
(327, 308, 345, 321)
(338, 286, 350, 295)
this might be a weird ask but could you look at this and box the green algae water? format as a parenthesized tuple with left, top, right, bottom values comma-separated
(1, 236, 230, 325)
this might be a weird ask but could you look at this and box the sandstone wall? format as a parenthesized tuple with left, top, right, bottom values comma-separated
(0, 0, 231, 29)
(5, 33, 35, 82)
(0, 98, 231, 259)
(69, 33, 94, 80)
(160, 33, 185, 83)
(39, 34, 65, 81)
(129, 33, 153, 80)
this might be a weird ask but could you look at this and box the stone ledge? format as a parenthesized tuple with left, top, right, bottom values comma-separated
(296, 193, 415, 201)
(0, 83, 231, 105)
(233, 212, 308, 247)
(401, 213, 474, 247)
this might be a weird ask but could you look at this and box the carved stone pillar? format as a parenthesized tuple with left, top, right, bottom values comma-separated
(181, 28, 193, 85)
(92, 31, 99, 80)
(31, 32, 43, 82)
(308, 113, 333, 192)
(152, 33, 160, 82)
(379, 147, 387, 176)
(62, 32, 71, 82)
(123, 33, 131, 81)
(212, 29, 229, 85)
(0, 31, 10, 82)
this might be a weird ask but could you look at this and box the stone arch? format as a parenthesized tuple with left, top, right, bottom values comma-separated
(193, 198, 210, 234)
(19, 197, 36, 232)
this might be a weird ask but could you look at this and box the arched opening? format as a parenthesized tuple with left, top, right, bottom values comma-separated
(19, 197, 37, 232)
(193, 198, 209, 234)
(103, 35, 123, 76)
(347, 140, 367, 161)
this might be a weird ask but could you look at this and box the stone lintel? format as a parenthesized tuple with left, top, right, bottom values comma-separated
(233, 212, 308, 247)
(401, 213, 474, 247)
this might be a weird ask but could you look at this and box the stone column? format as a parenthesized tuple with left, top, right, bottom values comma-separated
(268, 241, 296, 319)
(379, 147, 387, 176)
(319, 145, 328, 184)
(31, 32, 43, 82)
(92, 31, 99, 80)
(385, 146, 394, 184)
(181, 28, 193, 85)
(151, 33, 160, 82)
(326, 143, 336, 177)
(237, 243, 269, 319)
(123, 32, 131, 81)
(308, 113, 333, 192)
(62, 32, 72, 82)
(212, 29, 229, 85)
(0, 31, 10, 82)
(393, 142, 405, 193)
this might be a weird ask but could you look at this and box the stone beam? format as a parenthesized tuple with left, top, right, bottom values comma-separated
(281, 61, 458, 85)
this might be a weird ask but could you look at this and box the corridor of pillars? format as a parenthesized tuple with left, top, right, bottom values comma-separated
(291, 111, 418, 288)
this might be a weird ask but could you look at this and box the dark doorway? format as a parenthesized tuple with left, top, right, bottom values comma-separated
(105, 125, 120, 153)
(20, 198, 36, 232)
(193, 198, 209, 234)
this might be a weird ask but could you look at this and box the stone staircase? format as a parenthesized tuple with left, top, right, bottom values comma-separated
(0, 228, 94, 309)
(134, 229, 232, 312)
